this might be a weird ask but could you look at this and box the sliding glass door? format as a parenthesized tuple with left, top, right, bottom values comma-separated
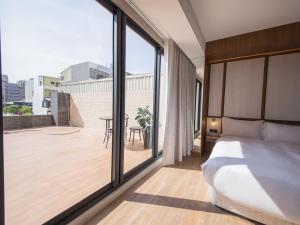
(0, 0, 163, 224)
(0, 0, 116, 224)
(123, 24, 155, 174)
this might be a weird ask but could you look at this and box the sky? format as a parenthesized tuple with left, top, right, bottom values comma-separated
(0, 0, 155, 83)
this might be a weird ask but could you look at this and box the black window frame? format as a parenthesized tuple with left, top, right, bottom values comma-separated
(157, 50, 165, 154)
(0, 28, 4, 225)
(0, 0, 164, 224)
(121, 16, 162, 181)
(194, 78, 202, 134)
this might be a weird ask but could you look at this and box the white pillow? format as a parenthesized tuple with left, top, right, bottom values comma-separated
(222, 117, 263, 139)
(262, 122, 300, 145)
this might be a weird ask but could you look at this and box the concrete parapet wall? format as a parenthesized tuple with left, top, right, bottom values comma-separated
(3, 115, 55, 130)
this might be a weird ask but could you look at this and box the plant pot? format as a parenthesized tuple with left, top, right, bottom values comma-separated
(143, 126, 152, 149)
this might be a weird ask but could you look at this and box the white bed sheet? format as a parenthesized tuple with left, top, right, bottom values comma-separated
(201, 136, 300, 224)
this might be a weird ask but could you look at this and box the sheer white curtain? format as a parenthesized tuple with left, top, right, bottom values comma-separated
(162, 40, 196, 166)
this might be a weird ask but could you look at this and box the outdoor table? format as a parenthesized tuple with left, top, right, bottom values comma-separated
(99, 115, 129, 129)
(99, 116, 130, 148)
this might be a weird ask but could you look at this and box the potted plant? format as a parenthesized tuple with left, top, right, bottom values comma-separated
(135, 105, 152, 149)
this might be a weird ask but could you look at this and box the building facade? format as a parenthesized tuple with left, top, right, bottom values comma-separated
(2, 75, 26, 103)
(28, 76, 60, 115)
(60, 61, 112, 83)
(2, 75, 8, 104)
(25, 78, 34, 102)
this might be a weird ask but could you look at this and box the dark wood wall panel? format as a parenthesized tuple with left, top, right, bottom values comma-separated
(200, 59, 210, 153)
(220, 62, 227, 116)
(206, 22, 300, 63)
(261, 57, 269, 119)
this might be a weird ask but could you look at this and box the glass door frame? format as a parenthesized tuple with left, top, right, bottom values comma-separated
(0, 0, 163, 224)
(0, 27, 4, 225)
(121, 16, 162, 182)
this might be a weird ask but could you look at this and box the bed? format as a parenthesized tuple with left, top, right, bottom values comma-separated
(201, 136, 300, 225)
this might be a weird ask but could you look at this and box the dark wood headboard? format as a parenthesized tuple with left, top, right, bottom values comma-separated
(201, 22, 300, 154)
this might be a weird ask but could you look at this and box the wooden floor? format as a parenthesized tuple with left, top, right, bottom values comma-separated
(86, 156, 259, 225)
(4, 126, 152, 225)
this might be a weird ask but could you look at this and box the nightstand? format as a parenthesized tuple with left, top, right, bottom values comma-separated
(205, 135, 220, 153)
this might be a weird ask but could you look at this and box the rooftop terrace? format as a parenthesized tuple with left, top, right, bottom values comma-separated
(4, 126, 151, 225)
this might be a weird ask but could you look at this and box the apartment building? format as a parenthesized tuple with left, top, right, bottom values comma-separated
(26, 76, 60, 115)
(60, 61, 112, 83)
(25, 78, 34, 102)
(1, 75, 25, 103)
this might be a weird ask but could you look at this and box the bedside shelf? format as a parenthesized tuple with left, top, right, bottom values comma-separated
(206, 135, 220, 142)
(204, 135, 221, 153)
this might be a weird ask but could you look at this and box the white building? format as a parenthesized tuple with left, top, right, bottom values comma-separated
(28, 76, 60, 115)
(60, 61, 112, 83)
(25, 78, 34, 102)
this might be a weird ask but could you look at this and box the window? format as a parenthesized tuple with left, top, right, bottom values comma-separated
(194, 79, 202, 133)
(0, 0, 163, 224)
(42, 98, 51, 108)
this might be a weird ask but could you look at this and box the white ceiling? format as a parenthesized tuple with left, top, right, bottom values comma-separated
(128, 0, 300, 78)
(189, 0, 300, 41)
(128, 0, 205, 77)
(128, 0, 204, 57)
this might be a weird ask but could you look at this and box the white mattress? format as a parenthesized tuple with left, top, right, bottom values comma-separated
(201, 136, 300, 224)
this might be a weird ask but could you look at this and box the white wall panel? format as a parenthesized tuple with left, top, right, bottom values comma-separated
(224, 58, 264, 118)
(208, 63, 223, 116)
(265, 52, 300, 121)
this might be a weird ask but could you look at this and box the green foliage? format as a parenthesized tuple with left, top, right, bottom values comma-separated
(3, 105, 32, 115)
(3, 105, 21, 114)
(20, 106, 32, 115)
(135, 105, 152, 129)
(23, 112, 33, 116)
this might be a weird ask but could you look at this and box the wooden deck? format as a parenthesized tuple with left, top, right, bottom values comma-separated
(4, 126, 152, 225)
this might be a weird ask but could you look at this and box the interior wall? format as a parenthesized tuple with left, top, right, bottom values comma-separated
(206, 22, 300, 62)
(201, 22, 300, 153)
(208, 63, 223, 117)
(224, 58, 264, 119)
(207, 52, 300, 123)
(265, 52, 300, 121)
